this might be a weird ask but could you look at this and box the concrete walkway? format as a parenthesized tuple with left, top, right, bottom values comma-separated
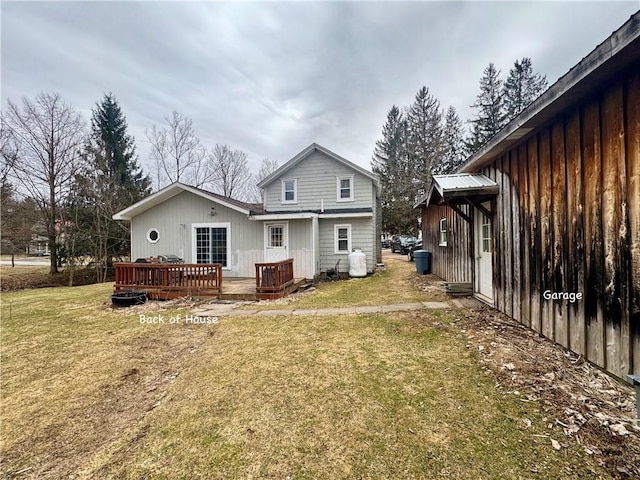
(191, 301, 452, 318)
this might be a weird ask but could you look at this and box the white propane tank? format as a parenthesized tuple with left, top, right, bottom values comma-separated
(348, 249, 367, 278)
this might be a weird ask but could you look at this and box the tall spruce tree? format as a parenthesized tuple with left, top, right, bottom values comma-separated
(467, 63, 507, 154)
(371, 106, 416, 235)
(503, 57, 548, 120)
(406, 86, 443, 192)
(75, 93, 150, 278)
(433, 106, 465, 174)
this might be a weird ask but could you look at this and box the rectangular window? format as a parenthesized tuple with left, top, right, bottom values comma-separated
(268, 225, 284, 247)
(439, 217, 447, 246)
(282, 179, 297, 204)
(335, 224, 351, 254)
(481, 213, 491, 253)
(336, 176, 354, 202)
(193, 223, 230, 268)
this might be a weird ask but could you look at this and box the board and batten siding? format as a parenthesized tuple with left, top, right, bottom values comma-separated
(264, 150, 375, 212)
(487, 67, 639, 379)
(421, 65, 639, 380)
(421, 205, 472, 283)
(130, 191, 263, 277)
(318, 218, 375, 274)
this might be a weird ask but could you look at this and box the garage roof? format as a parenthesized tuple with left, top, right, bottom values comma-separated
(414, 174, 498, 207)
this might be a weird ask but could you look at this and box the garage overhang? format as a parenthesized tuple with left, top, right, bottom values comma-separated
(414, 174, 499, 222)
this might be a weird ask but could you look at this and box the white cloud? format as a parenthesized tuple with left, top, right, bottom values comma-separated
(2, 1, 638, 173)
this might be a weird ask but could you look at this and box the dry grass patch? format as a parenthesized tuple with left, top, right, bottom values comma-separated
(0, 284, 214, 479)
(247, 252, 445, 310)
(88, 311, 609, 479)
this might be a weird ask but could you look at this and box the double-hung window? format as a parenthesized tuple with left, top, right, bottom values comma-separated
(335, 224, 351, 254)
(336, 176, 354, 202)
(193, 223, 231, 268)
(439, 217, 448, 246)
(282, 179, 297, 204)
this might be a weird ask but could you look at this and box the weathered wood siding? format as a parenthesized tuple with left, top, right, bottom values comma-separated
(263, 150, 376, 212)
(419, 63, 639, 379)
(485, 66, 640, 379)
(421, 205, 472, 283)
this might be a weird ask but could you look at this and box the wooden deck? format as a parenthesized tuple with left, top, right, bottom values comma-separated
(219, 277, 307, 301)
(114, 259, 305, 301)
(114, 263, 222, 300)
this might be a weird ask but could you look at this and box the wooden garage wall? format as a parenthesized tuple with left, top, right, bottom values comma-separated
(421, 204, 472, 283)
(480, 63, 640, 379)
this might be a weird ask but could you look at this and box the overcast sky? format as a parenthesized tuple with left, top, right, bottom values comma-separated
(2, 1, 638, 175)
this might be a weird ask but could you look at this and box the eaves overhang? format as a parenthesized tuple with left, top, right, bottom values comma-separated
(457, 11, 640, 173)
(414, 174, 499, 208)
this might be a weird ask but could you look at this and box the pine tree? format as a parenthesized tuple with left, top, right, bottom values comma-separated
(406, 86, 442, 191)
(88, 93, 150, 204)
(75, 93, 151, 277)
(467, 63, 507, 154)
(503, 57, 548, 120)
(433, 106, 465, 174)
(371, 106, 417, 235)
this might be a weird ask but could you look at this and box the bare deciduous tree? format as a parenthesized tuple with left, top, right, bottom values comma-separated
(208, 144, 251, 199)
(1, 112, 20, 187)
(146, 111, 208, 189)
(5, 93, 85, 273)
(247, 157, 279, 203)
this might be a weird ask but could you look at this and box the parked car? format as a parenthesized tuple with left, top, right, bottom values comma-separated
(381, 238, 391, 249)
(407, 241, 423, 261)
(391, 235, 418, 254)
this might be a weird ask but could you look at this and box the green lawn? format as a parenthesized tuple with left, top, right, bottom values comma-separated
(1, 281, 610, 479)
(246, 253, 449, 309)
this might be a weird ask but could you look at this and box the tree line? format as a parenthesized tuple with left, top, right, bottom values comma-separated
(372, 57, 547, 235)
(1, 92, 278, 278)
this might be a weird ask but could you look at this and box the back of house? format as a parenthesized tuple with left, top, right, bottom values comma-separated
(114, 143, 381, 280)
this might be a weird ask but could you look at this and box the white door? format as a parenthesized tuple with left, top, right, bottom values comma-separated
(475, 205, 493, 302)
(264, 222, 288, 263)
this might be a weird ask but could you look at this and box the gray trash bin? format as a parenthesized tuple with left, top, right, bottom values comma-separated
(414, 250, 431, 275)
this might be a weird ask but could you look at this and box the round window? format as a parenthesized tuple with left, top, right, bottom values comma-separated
(147, 228, 159, 244)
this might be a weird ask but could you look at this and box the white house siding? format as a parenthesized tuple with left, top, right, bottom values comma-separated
(130, 191, 263, 277)
(318, 217, 375, 274)
(286, 219, 314, 278)
(264, 150, 375, 212)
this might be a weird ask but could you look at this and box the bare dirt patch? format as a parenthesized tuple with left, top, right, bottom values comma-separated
(448, 305, 640, 479)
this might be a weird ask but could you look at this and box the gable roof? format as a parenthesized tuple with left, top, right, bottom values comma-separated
(112, 182, 264, 221)
(457, 10, 640, 173)
(257, 143, 380, 191)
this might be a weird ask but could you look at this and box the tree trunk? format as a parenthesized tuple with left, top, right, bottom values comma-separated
(49, 235, 58, 274)
(11, 253, 15, 268)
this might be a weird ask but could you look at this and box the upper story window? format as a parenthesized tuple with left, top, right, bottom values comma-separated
(281, 179, 297, 204)
(439, 217, 448, 246)
(336, 175, 354, 202)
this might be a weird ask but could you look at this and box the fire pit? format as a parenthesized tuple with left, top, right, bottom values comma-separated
(111, 291, 147, 307)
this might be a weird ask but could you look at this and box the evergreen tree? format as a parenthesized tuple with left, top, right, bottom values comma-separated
(433, 106, 465, 174)
(503, 57, 548, 120)
(467, 63, 507, 154)
(76, 93, 151, 277)
(406, 86, 442, 191)
(371, 106, 416, 235)
(88, 93, 150, 204)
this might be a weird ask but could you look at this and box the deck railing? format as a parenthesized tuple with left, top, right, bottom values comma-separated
(114, 263, 222, 299)
(255, 258, 294, 299)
